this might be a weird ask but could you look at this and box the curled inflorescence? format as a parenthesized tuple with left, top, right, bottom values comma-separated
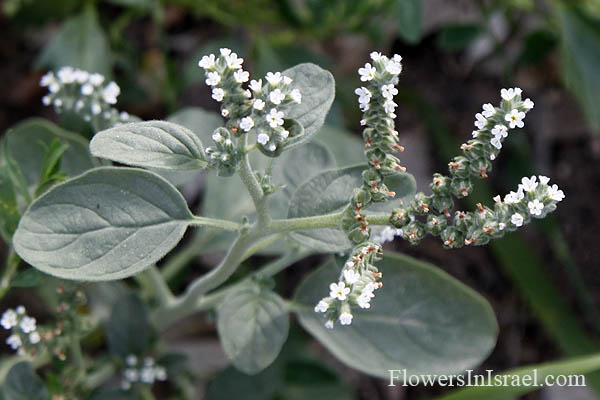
(40, 66, 135, 131)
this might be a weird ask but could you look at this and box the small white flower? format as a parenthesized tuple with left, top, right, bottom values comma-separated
(221, 109, 229, 117)
(75, 100, 84, 110)
(370, 51, 383, 61)
(124, 368, 139, 382)
(48, 82, 60, 93)
(343, 269, 360, 284)
(269, 88, 285, 105)
(472, 130, 480, 138)
(121, 381, 131, 391)
(80, 83, 94, 96)
(280, 129, 289, 139)
(491, 124, 508, 139)
(120, 111, 130, 120)
(240, 117, 254, 132)
(520, 176, 538, 192)
(267, 143, 276, 152)
(212, 131, 223, 142)
(329, 281, 350, 301)
(339, 312, 353, 326)
(523, 98, 534, 109)
(41, 96, 51, 106)
(6, 334, 22, 350)
(102, 82, 120, 104)
(283, 76, 293, 85)
(265, 72, 283, 85)
(198, 54, 216, 69)
(498, 222, 506, 230)
(40, 72, 55, 87)
(482, 103, 496, 118)
(154, 366, 167, 381)
(364, 281, 379, 295)
(74, 70, 89, 83)
(257, 133, 270, 145)
(205, 71, 221, 86)
(224, 139, 233, 146)
(375, 226, 399, 244)
(360, 119, 367, 126)
(19, 316, 36, 334)
(253, 99, 266, 110)
(511, 213, 524, 227)
(290, 89, 302, 104)
(1, 310, 18, 330)
(219, 48, 232, 56)
(501, 87, 519, 101)
(357, 293, 372, 309)
(91, 103, 102, 115)
(381, 84, 398, 100)
(325, 320, 334, 329)
(141, 367, 155, 383)
(57, 66, 75, 83)
(53, 98, 63, 107)
(383, 100, 397, 116)
(29, 332, 41, 344)
(528, 199, 544, 216)
(212, 88, 225, 102)
(16, 306, 25, 315)
(249, 79, 263, 92)
(548, 184, 565, 202)
(314, 300, 329, 313)
(266, 108, 284, 128)
(386, 60, 402, 75)
(493, 195, 502, 203)
(233, 69, 249, 83)
(474, 113, 487, 130)
(505, 109, 525, 129)
(89, 73, 105, 86)
(354, 87, 371, 105)
(392, 54, 403, 63)
(539, 175, 550, 185)
(358, 63, 376, 81)
(126, 354, 138, 366)
(490, 136, 502, 150)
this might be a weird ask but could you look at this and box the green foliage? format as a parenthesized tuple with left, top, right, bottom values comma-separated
(90, 121, 208, 170)
(0, 165, 20, 241)
(395, 0, 422, 43)
(294, 252, 498, 378)
(1, 362, 48, 400)
(10, 268, 44, 288)
(217, 283, 290, 374)
(106, 292, 155, 358)
(13, 167, 194, 281)
(517, 29, 558, 66)
(437, 24, 482, 52)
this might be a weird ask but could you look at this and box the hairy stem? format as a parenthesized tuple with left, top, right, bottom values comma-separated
(190, 216, 242, 232)
(69, 334, 86, 383)
(144, 265, 175, 306)
(238, 149, 270, 227)
(0, 248, 20, 300)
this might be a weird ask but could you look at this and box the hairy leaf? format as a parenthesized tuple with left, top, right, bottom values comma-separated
(106, 292, 155, 358)
(395, 0, 422, 44)
(2, 362, 48, 400)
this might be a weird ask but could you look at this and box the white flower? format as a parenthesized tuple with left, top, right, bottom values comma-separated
(504, 189, 525, 204)
(221, 109, 229, 117)
(267, 143, 276, 152)
(383, 100, 397, 116)
(548, 184, 565, 202)
(6, 334, 21, 350)
(360, 119, 367, 126)
(29, 332, 41, 344)
(522, 98, 534, 109)
(343, 269, 360, 284)
(57, 66, 75, 83)
(219, 48, 231, 56)
(370, 51, 383, 61)
(80, 83, 93, 96)
(283, 76, 293, 85)
(212, 131, 223, 142)
(375, 226, 399, 244)
(16, 306, 25, 314)
(41, 96, 51, 106)
(266, 108, 284, 128)
(253, 99, 266, 110)
(124, 368, 139, 382)
(40, 72, 55, 87)
(354, 87, 371, 105)
(154, 366, 167, 381)
(339, 312, 353, 326)
(89, 73, 105, 86)
(490, 136, 502, 150)
(265, 72, 283, 85)
(511, 213, 524, 227)
(198, 54, 216, 69)
(240, 117, 254, 132)
(538, 175, 550, 185)
(474, 113, 487, 130)
(1, 310, 18, 330)
(482, 103, 496, 118)
(392, 54, 403, 63)
(386, 60, 402, 75)
(102, 82, 120, 104)
(290, 89, 302, 104)
(48, 82, 60, 93)
(212, 88, 225, 102)
(141, 367, 155, 383)
(205, 71, 221, 86)
(257, 133, 270, 145)
(498, 222, 506, 230)
(364, 281, 378, 295)
(269, 88, 285, 105)
(224, 139, 233, 146)
(91, 103, 102, 115)
(491, 124, 508, 139)
(528, 199, 544, 216)
(54, 98, 63, 107)
(19, 316, 36, 333)
(233, 69, 249, 83)
(325, 320, 334, 329)
(225, 52, 243, 69)
(357, 293, 372, 309)
(280, 129, 289, 139)
(472, 130, 479, 138)
(126, 355, 138, 366)
(520, 176, 538, 192)
(381, 84, 398, 100)
(314, 300, 329, 313)
(249, 79, 262, 92)
(329, 281, 350, 301)
(358, 63, 376, 81)
(501, 87, 520, 101)
(505, 109, 525, 129)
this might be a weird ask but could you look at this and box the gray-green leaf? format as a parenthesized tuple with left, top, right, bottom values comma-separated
(90, 121, 207, 170)
(395, 0, 422, 44)
(217, 283, 290, 374)
(106, 292, 155, 358)
(13, 167, 193, 281)
(294, 252, 498, 378)
(2, 362, 48, 400)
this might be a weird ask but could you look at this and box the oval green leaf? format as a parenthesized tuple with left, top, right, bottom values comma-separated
(13, 167, 193, 281)
(294, 252, 498, 378)
(2, 362, 48, 400)
(217, 283, 290, 374)
(90, 120, 207, 170)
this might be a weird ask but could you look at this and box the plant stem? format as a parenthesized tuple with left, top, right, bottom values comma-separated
(0, 247, 20, 300)
(238, 141, 270, 227)
(69, 334, 86, 383)
(267, 212, 390, 234)
(144, 265, 175, 306)
(84, 363, 116, 390)
(190, 216, 242, 232)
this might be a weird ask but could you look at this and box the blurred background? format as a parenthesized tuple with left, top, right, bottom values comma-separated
(1, 0, 600, 398)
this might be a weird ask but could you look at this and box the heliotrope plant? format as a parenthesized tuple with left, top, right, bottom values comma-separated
(0, 49, 564, 396)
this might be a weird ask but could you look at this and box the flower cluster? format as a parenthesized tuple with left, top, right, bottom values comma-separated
(314, 243, 383, 328)
(316, 52, 405, 328)
(206, 127, 243, 177)
(120, 355, 167, 391)
(40, 67, 134, 131)
(387, 89, 564, 248)
(2, 306, 41, 355)
(198, 48, 302, 162)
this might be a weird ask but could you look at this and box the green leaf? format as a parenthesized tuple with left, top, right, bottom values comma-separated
(315, 125, 364, 167)
(204, 363, 283, 400)
(36, 7, 112, 76)
(557, 5, 600, 131)
(280, 63, 335, 148)
(217, 283, 290, 374)
(287, 165, 416, 252)
(0, 165, 20, 241)
(103, 0, 152, 10)
(13, 167, 193, 281)
(435, 353, 600, 400)
(2, 362, 49, 400)
(282, 359, 354, 400)
(10, 269, 44, 288)
(517, 29, 558, 66)
(106, 292, 155, 358)
(34, 139, 69, 197)
(167, 107, 223, 145)
(294, 252, 498, 378)
(88, 388, 137, 400)
(90, 120, 207, 170)
(0, 118, 96, 201)
(437, 24, 482, 52)
(395, 0, 422, 44)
